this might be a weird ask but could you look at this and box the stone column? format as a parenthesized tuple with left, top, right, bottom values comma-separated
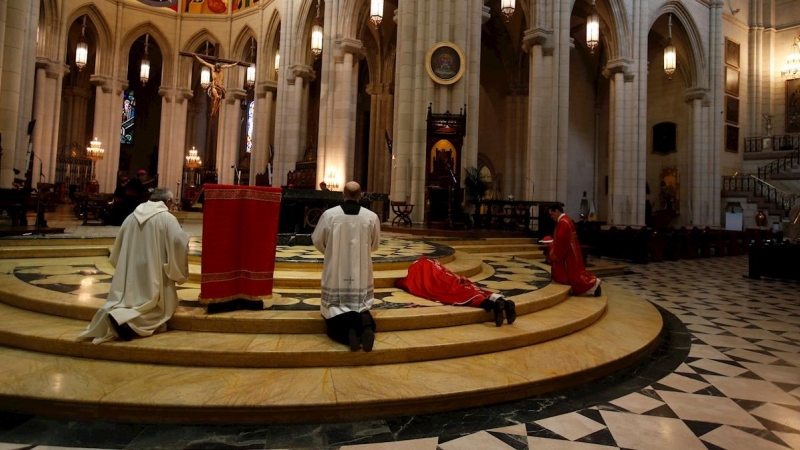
(32, 63, 47, 186)
(42, 63, 65, 182)
(709, 0, 723, 226)
(366, 82, 394, 194)
(275, 64, 313, 187)
(0, 0, 31, 187)
(604, 59, 633, 225)
(523, 28, 555, 201)
(250, 82, 276, 185)
(217, 90, 246, 186)
(687, 89, 706, 226)
(157, 87, 191, 195)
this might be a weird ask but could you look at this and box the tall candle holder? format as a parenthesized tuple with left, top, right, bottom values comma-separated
(86, 137, 104, 183)
(185, 146, 203, 187)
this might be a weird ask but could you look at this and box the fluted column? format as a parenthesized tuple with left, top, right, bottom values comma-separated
(604, 58, 635, 225)
(156, 87, 191, 194)
(0, 0, 31, 187)
(523, 28, 555, 201)
(217, 90, 246, 186)
(250, 82, 276, 185)
(274, 64, 313, 186)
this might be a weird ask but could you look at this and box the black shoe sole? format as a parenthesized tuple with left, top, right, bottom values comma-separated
(348, 328, 360, 351)
(594, 285, 602, 297)
(361, 328, 375, 352)
(493, 299, 505, 327)
(109, 315, 136, 341)
(505, 300, 516, 325)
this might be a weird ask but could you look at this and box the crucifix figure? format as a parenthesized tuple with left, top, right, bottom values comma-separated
(181, 51, 251, 117)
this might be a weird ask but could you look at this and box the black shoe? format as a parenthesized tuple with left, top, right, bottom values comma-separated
(594, 285, 602, 297)
(505, 300, 516, 325)
(361, 327, 375, 352)
(109, 315, 136, 341)
(493, 299, 506, 327)
(348, 328, 360, 351)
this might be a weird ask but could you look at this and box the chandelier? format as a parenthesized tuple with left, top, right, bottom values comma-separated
(86, 137, 104, 183)
(186, 146, 203, 187)
(274, 50, 280, 74)
(140, 34, 151, 85)
(311, 0, 323, 57)
(586, 0, 599, 54)
(200, 42, 212, 89)
(75, 16, 88, 71)
(500, 0, 515, 22)
(664, 15, 676, 79)
(370, 0, 384, 28)
(781, 36, 800, 79)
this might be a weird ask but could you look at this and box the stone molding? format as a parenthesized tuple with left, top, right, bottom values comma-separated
(522, 28, 555, 55)
(685, 87, 708, 103)
(288, 64, 316, 85)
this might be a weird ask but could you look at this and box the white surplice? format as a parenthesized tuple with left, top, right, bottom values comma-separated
(311, 203, 381, 319)
(78, 201, 189, 344)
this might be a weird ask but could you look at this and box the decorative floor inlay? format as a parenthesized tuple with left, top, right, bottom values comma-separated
(9, 253, 551, 311)
(188, 237, 455, 263)
(1, 256, 798, 450)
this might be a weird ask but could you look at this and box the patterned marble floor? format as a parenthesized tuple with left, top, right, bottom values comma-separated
(0, 256, 797, 449)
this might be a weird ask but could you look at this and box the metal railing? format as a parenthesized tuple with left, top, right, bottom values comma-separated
(723, 173, 797, 214)
(758, 149, 800, 180)
(744, 134, 800, 153)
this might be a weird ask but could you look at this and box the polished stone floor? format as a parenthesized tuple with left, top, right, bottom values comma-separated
(0, 256, 797, 449)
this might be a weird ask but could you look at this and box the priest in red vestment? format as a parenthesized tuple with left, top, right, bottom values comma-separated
(395, 257, 516, 326)
(547, 203, 602, 296)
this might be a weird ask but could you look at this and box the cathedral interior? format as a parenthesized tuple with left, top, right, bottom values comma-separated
(0, 0, 799, 449)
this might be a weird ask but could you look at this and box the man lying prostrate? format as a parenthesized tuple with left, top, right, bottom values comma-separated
(395, 256, 516, 326)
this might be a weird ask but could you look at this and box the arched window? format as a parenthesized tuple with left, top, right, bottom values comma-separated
(245, 100, 254, 153)
(121, 90, 136, 145)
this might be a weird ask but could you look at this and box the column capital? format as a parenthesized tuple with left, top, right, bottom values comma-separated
(522, 28, 555, 55)
(481, 5, 491, 24)
(256, 80, 278, 98)
(288, 64, 316, 84)
(366, 82, 393, 96)
(226, 88, 248, 103)
(685, 87, 709, 103)
(89, 74, 115, 93)
(602, 58, 634, 79)
(337, 37, 362, 55)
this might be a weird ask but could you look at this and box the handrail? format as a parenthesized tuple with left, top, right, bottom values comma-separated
(722, 173, 797, 214)
(744, 134, 800, 153)
(757, 148, 800, 179)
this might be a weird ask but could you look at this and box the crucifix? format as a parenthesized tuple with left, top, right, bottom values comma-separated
(180, 51, 251, 117)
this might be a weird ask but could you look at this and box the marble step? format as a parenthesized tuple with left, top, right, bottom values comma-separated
(0, 293, 604, 368)
(0, 286, 661, 423)
(428, 238, 540, 246)
(0, 257, 560, 333)
(0, 237, 116, 247)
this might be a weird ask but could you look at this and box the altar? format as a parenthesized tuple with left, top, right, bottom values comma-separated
(278, 188, 389, 235)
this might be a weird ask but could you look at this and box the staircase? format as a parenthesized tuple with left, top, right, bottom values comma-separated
(726, 136, 800, 225)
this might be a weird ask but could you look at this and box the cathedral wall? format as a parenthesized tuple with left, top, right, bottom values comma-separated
(721, 15, 749, 177)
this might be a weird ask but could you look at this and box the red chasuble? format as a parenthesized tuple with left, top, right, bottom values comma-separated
(395, 257, 492, 307)
(548, 214, 598, 295)
(199, 185, 282, 304)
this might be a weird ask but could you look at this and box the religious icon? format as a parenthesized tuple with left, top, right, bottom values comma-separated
(426, 42, 465, 85)
(194, 54, 237, 117)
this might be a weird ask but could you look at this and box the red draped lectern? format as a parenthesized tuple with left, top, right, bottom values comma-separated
(199, 185, 282, 308)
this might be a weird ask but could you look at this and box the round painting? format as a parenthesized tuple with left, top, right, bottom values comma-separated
(426, 42, 465, 85)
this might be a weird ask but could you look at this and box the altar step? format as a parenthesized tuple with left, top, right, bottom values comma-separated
(0, 258, 559, 333)
(0, 286, 661, 423)
(0, 291, 603, 368)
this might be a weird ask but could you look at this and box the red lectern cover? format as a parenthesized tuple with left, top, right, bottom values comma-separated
(199, 185, 282, 304)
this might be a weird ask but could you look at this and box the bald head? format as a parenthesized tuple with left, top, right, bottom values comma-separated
(343, 181, 362, 201)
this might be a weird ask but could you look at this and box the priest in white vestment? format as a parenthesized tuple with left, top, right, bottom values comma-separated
(78, 188, 189, 344)
(312, 181, 381, 352)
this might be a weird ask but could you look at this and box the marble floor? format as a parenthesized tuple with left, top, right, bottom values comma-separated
(0, 256, 797, 449)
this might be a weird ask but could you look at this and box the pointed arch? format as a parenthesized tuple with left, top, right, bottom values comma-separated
(232, 25, 258, 61)
(650, 1, 707, 89)
(593, 0, 632, 61)
(292, 0, 320, 66)
(63, 4, 114, 76)
(261, 10, 282, 81)
(178, 29, 223, 89)
(38, 0, 60, 60)
(117, 22, 175, 87)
